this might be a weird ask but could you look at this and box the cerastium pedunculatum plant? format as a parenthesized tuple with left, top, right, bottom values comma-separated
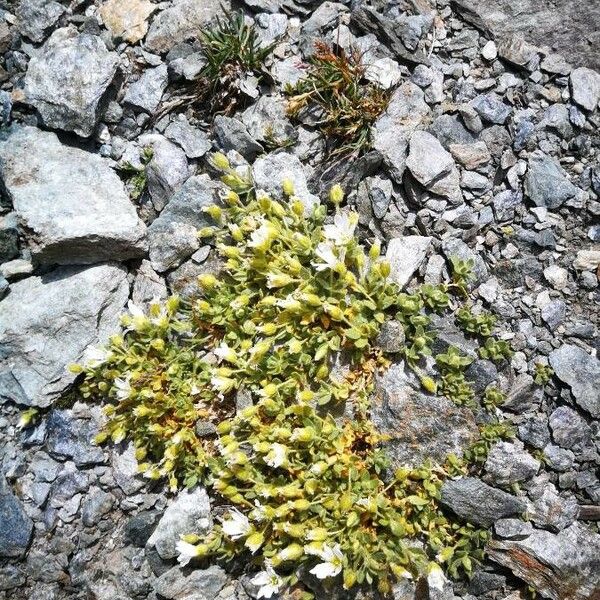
(73, 153, 524, 597)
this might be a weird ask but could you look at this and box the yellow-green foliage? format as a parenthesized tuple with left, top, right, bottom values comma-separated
(74, 154, 519, 596)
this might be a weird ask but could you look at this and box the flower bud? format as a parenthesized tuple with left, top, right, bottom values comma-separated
(379, 260, 391, 278)
(282, 178, 295, 196)
(291, 200, 305, 216)
(276, 543, 304, 563)
(329, 184, 344, 205)
(291, 426, 316, 443)
(420, 376, 437, 394)
(210, 152, 230, 171)
(203, 205, 223, 221)
(198, 273, 218, 289)
(369, 240, 381, 260)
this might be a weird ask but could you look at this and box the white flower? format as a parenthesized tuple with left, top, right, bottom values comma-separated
(176, 540, 201, 567)
(251, 563, 282, 599)
(249, 500, 267, 522)
(264, 443, 287, 468)
(211, 376, 235, 394)
(323, 212, 358, 246)
(83, 346, 110, 367)
(275, 296, 302, 312)
(312, 242, 340, 272)
(427, 563, 448, 592)
(127, 300, 145, 318)
(213, 342, 237, 364)
(114, 375, 132, 400)
(221, 509, 251, 540)
(249, 221, 277, 251)
(309, 544, 344, 579)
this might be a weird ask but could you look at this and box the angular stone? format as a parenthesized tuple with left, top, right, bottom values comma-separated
(212, 115, 264, 162)
(252, 152, 319, 215)
(16, 0, 65, 43)
(530, 486, 579, 532)
(492, 190, 523, 222)
(372, 82, 429, 184)
(441, 238, 488, 284)
(147, 487, 211, 559)
(112, 444, 145, 496)
(99, 0, 156, 44)
(154, 565, 228, 600)
(372, 364, 479, 467)
(46, 409, 105, 467)
(241, 94, 297, 146)
(488, 523, 600, 600)
(132, 260, 168, 308)
(386, 236, 432, 289)
(165, 117, 211, 159)
(548, 406, 592, 449)
(24, 27, 118, 137)
(145, 0, 229, 54)
(141, 134, 191, 212)
(124, 64, 168, 113)
(570, 67, 600, 111)
(0, 476, 33, 558)
(449, 142, 491, 169)
(0, 127, 147, 264)
(549, 345, 600, 417)
(524, 151, 578, 209)
(0, 264, 129, 407)
(406, 131, 463, 204)
(470, 93, 512, 124)
(148, 175, 219, 272)
(484, 441, 540, 487)
(440, 477, 525, 527)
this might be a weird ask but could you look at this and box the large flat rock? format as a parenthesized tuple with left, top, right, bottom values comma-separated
(0, 476, 33, 558)
(372, 363, 479, 467)
(0, 264, 129, 407)
(0, 127, 147, 265)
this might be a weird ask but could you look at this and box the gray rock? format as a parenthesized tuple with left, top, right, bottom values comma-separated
(493, 190, 523, 222)
(431, 114, 478, 147)
(0, 475, 33, 558)
(430, 313, 479, 359)
(441, 238, 488, 284)
(241, 94, 297, 147)
(465, 359, 497, 393)
(147, 487, 211, 560)
(165, 117, 211, 159)
(0, 212, 19, 263)
(154, 565, 229, 600)
(539, 104, 573, 139)
(372, 82, 429, 184)
(543, 444, 575, 472)
(0, 126, 147, 264)
(372, 364, 479, 467)
(24, 27, 118, 137)
(484, 441, 540, 487)
(488, 523, 600, 600)
(470, 93, 512, 124)
(0, 259, 33, 281)
(449, 142, 491, 169)
(132, 260, 168, 308)
(543, 265, 568, 290)
(386, 236, 432, 289)
(16, 0, 65, 43)
(541, 299, 566, 330)
(375, 320, 405, 353)
(549, 406, 592, 449)
(406, 130, 463, 205)
(518, 414, 551, 449)
(124, 64, 168, 113)
(81, 488, 114, 527)
(549, 345, 600, 417)
(124, 510, 160, 547)
(252, 152, 319, 215)
(145, 0, 228, 54)
(494, 518, 534, 540)
(530, 486, 579, 532)
(212, 115, 264, 162)
(141, 134, 191, 212)
(0, 264, 129, 407)
(46, 409, 105, 466)
(524, 151, 578, 209)
(440, 477, 525, 527)
(570, 67, 600, 111)
(112, 444, 145, 496)
(148, 175, 219, 272)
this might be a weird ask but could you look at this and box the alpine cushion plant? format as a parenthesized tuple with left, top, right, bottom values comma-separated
(74, 152, 524, 597)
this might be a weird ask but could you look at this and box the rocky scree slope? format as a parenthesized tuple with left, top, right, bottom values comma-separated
(0, 0, 599, 599)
